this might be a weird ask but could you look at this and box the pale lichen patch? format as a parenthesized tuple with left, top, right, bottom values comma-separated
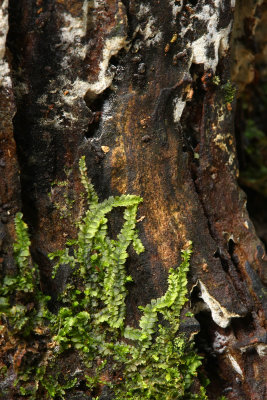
(85, 35, 128, 96)
(37, 93, 48, 106)
(0, 61, 12, 89)
(61, 9, 87, 43)
(227, 354, 244, 377)
(243, 220, 249, 230)
(214, 133, 231, 152)
(60, 0, 89, 67)
(214, 133, 235, 166)
(62, 0, 128, 99)
(0, 0, 12, 88)
(198, 280, 241, 328)
(184, 1, 233, 71)
(37, 0, 128, 128)
(256, 343, 267, 357)
(169, 0, 184, 21)
(137, 3, 150, 17)
(173, 97, 186, 123)
(190, 22, 232, 71)
(0, 0, 8, 60)
(39, 115, 64, 128)
(136, 3, 163, 47)
(62, 34, 128, 106)
(213, 331, 228, 354)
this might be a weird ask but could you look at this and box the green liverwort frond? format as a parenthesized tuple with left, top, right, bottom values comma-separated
(13, 212, 35, 293)
(2, 158, 206, 400)
(79, 155, 99, 206)
(49, 157, 145, 348)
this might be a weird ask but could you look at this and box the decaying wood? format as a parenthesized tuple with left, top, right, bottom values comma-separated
(0, 0, 266, 399)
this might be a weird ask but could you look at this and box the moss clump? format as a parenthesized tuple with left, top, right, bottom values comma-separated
(0, 156, 207, 399)
(0, 213, 50, 336)
(223, 80, 236, 104)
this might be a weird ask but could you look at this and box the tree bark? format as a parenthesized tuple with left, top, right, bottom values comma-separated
(0, 0, 266, 399)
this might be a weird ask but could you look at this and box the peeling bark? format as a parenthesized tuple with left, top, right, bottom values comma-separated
(0, 0, 266, 399)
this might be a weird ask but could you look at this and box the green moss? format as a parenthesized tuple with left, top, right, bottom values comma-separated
(223, 81, 236, 104)
(212, 76, 221, 86)
(49, 179, 75, 219)
(0, 213, 50, 336)
(0, 156, 207, 399)
(114, 243, 206, 400)
(40, 374, 77, 399)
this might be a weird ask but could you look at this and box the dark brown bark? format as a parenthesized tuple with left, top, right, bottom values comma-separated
(0, 0, 266, 399)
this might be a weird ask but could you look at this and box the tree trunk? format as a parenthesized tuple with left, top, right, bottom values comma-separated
(0, 0, 266, 399)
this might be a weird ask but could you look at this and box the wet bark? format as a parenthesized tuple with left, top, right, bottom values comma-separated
(0, 0, 266, 399)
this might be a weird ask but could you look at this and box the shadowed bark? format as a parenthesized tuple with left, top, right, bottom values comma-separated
(0, 0, 266, 399)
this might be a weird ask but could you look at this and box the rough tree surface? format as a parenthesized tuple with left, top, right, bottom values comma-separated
(0, 0, 266, 399)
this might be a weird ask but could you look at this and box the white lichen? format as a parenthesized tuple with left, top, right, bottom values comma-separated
(63, 110, 78, 122)
(169, 0, 184, 21)
(37, 0, 127, 125)
(142, 19, 163, 47)
(214, 133, 235, 166)
(186, 1, 233, 71)
(137, 3, 151, 17)
(60, 0, 89, 65)
(136, 3, 163, 47)
(256, 344, 267, 357)
(101, 97, 114, 122)
(173, 97, 186, 122)
(63, 78, 91, 105)
(198, 280, 241, 328)
(213, 331, 228, 354)
(85, 35, 127, 95)
(61, 9, 87, 43)
(0, 61, 12, 88)
(0, 0, 9, 60)
(227, 354, 244, 377)
(61, 0, 127, 99)
(0, 0, 12, 88)
(39, 114, 64, 128)
(243, 220, 249, 230)
(37, 93, 48, 106)
(62, 34, 127, 105)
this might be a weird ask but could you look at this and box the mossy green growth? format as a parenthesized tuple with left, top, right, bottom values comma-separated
(0, 213, 50, 336)
(49, 157, 145, 347)
(223, 80, 236, 104)
(49, 179, 75, 219)
(212, 75, 221, 86)
(114, 244, 206, 400)
(47, 157, 206, 399)
(0, 156, 207, 399)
